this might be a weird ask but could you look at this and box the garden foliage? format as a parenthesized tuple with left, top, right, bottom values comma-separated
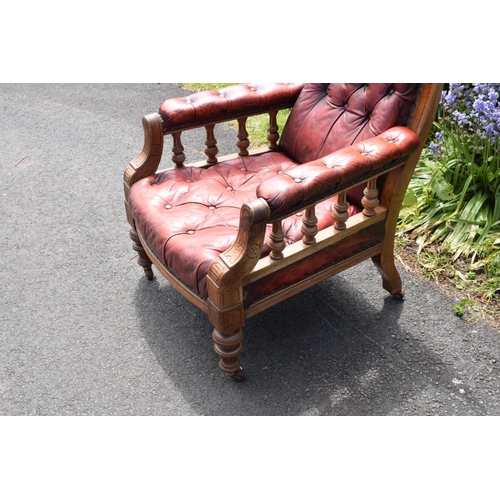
(398, 83, 500, 298)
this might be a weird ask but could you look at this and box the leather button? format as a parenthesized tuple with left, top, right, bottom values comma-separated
(187, 230, 195, 235)
(208, 206, 215, 210)
(165, 204, 172, 209)
(294, 178, 302, 183)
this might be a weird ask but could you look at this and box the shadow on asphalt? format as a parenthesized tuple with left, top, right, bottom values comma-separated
(132, 264, 491, 416)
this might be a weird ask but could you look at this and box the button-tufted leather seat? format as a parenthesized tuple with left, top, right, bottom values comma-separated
(124, 83, 443, 380)
(129, 151, 362, 300)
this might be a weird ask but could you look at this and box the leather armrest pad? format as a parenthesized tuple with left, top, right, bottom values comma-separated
(256, 126, 420, 217)
(159, 83, 304, 132)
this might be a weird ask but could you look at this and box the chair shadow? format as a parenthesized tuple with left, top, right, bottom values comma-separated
(133, 261, 488, 415)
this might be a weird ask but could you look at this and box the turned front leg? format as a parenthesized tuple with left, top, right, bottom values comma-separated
(130, 228, 154, 280)
(206, 200, 270, 380)
(212, 327, 244, 381)
(207, 288, 246, 381)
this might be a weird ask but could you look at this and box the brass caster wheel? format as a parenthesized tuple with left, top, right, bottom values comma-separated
(392, 290, 405, 301)
(228, 367, 245, 382)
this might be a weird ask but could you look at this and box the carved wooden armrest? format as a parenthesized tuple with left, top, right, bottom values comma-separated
(256, 126, 421, 219)
(206, 198, 271, 331)
(123, 113, 164, 226)
(159, 83, 304, 133)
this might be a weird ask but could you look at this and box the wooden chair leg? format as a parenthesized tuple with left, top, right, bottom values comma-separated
(371, 252, 404, 300)
(212, 327, 245, 381)
(130, 228, 154, 280)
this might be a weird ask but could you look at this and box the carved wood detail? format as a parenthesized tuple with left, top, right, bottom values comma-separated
(206, 199, 270, 378)
(332, 192, 349, 230)
(362, 179, 379, 217)
(130, 228, 154, 280)
(204, 124, 218, 164)
(172, 131, 186, 168)
(212, 327, 244, 379)
(269, 221, 286, 260)
(123, 113, 164, 192)
(207, 198, 270, 327)
(301, 206, 318, 245)
(246, 205, 387, 286)
(236, 117, 250, 156)
(123, 113, 164, 227)
(267, 110, 279, 150)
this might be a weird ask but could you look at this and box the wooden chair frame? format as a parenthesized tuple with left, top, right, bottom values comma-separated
(124, 83, 443, 380)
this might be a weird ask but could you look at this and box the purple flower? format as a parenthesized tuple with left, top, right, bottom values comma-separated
(430, 142, 441, 157)
(429, 131, 445, 158)
(485, 124, 496, 137)
(441, 83, 500, 142)
(453, 110, 470, 127)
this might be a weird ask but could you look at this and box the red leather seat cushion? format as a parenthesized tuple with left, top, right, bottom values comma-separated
(128, 151, 360, 298)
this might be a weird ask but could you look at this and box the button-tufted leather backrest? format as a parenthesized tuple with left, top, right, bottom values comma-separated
(279, 83, 422, 165)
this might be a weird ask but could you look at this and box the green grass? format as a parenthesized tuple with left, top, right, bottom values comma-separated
(245, 109, 291, 147)
(394, 237, 499, 324)
(182, 83, 233, 92)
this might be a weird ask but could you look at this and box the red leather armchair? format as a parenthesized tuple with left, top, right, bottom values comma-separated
(124, 83, 443, 380)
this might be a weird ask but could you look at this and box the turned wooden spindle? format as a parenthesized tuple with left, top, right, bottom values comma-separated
(171, 131, 186, 168)
(236, 117, 250, 156)
(204, 124, 218, 164)
(333, 192, 349, 230)
(267, 110, 279, 150)
(362, 178, 379, 217)
(301, 206, 318, 245)
(269, 221, 286, 260)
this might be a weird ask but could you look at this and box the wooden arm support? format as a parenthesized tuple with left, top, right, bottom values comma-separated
(123, 113, 164, 225)
(206, 198, 270, 333)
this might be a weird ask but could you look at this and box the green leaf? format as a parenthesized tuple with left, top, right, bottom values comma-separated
(403, 188, 418, 207)
(431, 177, 455, 201)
